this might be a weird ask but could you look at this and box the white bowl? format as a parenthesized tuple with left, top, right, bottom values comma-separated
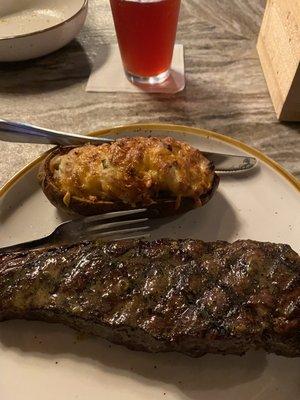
(0, 0, 88, 62)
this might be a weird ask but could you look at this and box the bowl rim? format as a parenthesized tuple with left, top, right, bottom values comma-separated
(0, 0, 88, 41)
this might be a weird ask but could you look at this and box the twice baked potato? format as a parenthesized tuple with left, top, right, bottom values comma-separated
(38, 136, 219, 217)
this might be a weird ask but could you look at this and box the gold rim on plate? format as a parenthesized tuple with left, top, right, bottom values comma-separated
(0, 123, 299, 198)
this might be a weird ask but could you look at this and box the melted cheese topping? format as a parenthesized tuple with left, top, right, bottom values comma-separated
(50, 137, 214, 207)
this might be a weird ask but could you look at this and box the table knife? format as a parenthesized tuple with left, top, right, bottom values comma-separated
(0, 119, 257, 173)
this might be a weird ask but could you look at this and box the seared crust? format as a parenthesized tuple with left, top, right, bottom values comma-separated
(0, 239, 299, 357)
(38, 137, 219, 217)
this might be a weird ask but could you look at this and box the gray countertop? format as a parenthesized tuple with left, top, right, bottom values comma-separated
(0, 0, 299, 188)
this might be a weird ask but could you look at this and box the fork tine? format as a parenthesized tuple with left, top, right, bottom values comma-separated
(80, 209, 147, 224)
(85, 218, 148, 231)
(78, 226, 150, 241)
(113, 233, 151, 241)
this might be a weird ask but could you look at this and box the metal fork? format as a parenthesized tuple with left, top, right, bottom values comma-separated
(0, 209, 150, 253)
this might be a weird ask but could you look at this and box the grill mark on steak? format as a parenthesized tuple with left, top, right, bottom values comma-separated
(0, 239, 299, 357)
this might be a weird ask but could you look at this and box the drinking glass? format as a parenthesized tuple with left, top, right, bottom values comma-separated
(110, 0, 181, 84)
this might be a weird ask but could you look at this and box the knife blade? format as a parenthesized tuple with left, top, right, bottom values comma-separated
(202, 151, 257, 173)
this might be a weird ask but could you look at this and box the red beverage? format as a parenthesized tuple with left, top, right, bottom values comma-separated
(110, 0, 181, 83)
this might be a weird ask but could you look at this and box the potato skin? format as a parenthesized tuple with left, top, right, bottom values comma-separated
(38, 144, 219, 217)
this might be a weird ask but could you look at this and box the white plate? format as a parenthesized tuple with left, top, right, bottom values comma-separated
(0, 124, 299, 400)
(0, 0, 88, 61)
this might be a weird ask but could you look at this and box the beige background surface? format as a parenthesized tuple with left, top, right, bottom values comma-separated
(0, 0, 299, 187)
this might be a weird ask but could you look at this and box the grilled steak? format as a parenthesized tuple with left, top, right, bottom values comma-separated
(0, 239, 299, 357)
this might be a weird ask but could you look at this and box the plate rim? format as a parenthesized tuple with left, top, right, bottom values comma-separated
(0, 123, 299, 198)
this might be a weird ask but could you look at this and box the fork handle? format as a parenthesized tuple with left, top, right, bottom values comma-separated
(0, 236, 55, 253)
(0, 118, 113, 145)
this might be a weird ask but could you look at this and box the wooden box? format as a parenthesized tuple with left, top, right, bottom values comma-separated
(257, 0, 300, 121)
